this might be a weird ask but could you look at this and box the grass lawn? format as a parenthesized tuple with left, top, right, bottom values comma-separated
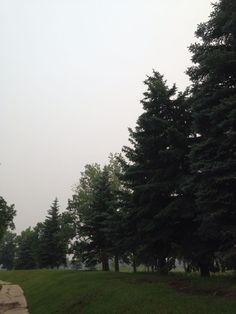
(0, 269, 236, 314)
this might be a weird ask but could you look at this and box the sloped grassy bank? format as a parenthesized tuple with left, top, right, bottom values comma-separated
(0, 270, 236, 314)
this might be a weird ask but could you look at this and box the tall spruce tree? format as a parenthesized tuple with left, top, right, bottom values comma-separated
(40, 198, 66, 268)
(187, 0, 236, 276)
(123, 71, 191, 274)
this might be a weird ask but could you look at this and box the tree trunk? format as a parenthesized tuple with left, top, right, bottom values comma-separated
(199, 262, 210, 277)
(114, 255, 119, 272)
(183, 261, 192, 273)
(158, 257, 168, 275)
(101, 255, 109, 271)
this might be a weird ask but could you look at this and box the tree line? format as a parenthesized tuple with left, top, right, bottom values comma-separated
(0, 198, 74, 270)
(0, 0, 235, 277)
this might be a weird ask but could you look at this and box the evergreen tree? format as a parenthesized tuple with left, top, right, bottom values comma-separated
(122, 71, 192, 274)
(106, 154, 126, 272)
(91, 166, 114, 271)
(40, 198, 66, 268)
(187, 0, 236, 276)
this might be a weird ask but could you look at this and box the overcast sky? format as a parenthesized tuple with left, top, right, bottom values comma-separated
(1, 0, 213, 233)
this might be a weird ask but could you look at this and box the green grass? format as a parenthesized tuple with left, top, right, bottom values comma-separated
(0, 269, 236, 314)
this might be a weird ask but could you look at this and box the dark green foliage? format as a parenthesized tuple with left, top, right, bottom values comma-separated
(1, 0, 235, 278)
(122, 71, 192, 274)
(69, 164, 113, 270)
(39, 198, 67, 268)
(15, 228, 38, 269)
(187, 0, 236, 275)
(65, 0, 236, 276)
(0, 197, 16, 269)
(0, 196, 16, 240)
(60, 210, 76, 255)
(68, 163, 104, 269)
(106, 154, 128, 272)
(69, 158, 125, 271)
(5, 204, 71, 270)
(0, 231, 16, 270)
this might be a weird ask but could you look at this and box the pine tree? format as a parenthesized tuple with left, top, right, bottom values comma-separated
(123, 71, 192, 274)
(40, 198, 66, 268)
(187, 0, 236, 276)
(91, 166, 114, 271)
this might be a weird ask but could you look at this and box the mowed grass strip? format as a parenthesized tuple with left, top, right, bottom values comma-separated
(0, 270, 236, 314)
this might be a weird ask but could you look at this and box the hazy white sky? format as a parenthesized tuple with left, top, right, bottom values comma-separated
(1, 0, 213, 233)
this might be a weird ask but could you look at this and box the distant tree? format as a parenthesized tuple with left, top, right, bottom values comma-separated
(60, 210, 76, 256)
(69, 159, 125, 272)
(68, 164, 102, 268)
(32, 222, 45, 268)
(91, 165, 114, 271)
(0, 196, 16, 240)
(69, 164, 113, 270)
(187, 0, 236, 276)
(0, 231, 17, 270)
(15, 228, 38, 269)
(105, 154, 128, 272)
(122, 71, 192, 274)
(39, 198, 66, 268)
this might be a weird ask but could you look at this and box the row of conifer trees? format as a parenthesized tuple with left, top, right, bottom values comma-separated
(0, 0, 235, 277)
(68, 0, 235, 277)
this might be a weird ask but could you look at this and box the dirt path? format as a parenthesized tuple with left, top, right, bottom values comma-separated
(0, 280, 29, 314)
